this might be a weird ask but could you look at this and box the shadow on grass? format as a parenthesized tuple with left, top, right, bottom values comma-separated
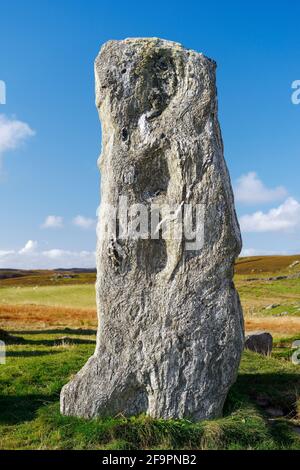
(5, 350, 63, 358)
(225, 370, 300, 448)
(226, 371, 300, 414)
(4, 336, 95, 346)
(24, 337, 95, 346)
(9, 328, 97, 336)
(0, 394, 58, 425)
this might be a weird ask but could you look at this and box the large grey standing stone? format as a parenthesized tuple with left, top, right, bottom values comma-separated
(60, 38, 244, 420)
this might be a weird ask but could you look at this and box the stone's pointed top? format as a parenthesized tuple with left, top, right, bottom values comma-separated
(122, 37, 184, 48)
(124, 37, 181, 42)
(100, 36, 183, 48)
(94, 37, 217, 110)
(97, 37, 215, 66)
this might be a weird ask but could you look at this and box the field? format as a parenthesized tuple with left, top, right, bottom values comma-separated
(0, 257, 300, 450)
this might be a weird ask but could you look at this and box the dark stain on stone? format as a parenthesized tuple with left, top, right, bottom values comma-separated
(121, 128, 128, 141)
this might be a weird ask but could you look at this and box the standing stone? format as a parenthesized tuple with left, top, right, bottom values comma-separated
(60, 38, 244, 420)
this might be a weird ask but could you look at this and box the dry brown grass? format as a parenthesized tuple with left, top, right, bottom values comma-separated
(0, 303, 97, 329)
(1, 303, 299, 337)
(245, 317, 300, 336)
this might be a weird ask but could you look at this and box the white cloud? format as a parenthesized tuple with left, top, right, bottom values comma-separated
(0, 240, 95, 269)
(19, 240, 38, 254)
(240, 197, 300, 233)
(0, 250, 14, 256)
(42, 249, 66, 259)
(0, 114, 35, 168)
(234, 172, 287, 205)
(73, 215, 96, 229)
(42, 215, 64, 229)
(42, 248, 95, 265)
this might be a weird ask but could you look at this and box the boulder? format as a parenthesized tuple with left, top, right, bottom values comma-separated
(245, 331, 273, 355)
(265, 304, 280, 310)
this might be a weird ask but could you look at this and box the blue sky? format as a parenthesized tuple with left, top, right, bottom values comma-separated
(0, 0, 299, 268)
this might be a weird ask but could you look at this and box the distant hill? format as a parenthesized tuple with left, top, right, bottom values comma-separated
(0, 268, 97, 287)
(0, 269, 36, 280)
(1, 255, 300, 286)
(235, 255, 300, 275)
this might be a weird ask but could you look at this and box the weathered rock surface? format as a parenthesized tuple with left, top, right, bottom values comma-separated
(245, 331, 273, 356)
(60, 38, 244, 420)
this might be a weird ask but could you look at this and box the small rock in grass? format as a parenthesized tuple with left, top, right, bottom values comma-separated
(265, 304, 280, 310)
(245, 331, 273, 356)
(272, 311, 289, 317)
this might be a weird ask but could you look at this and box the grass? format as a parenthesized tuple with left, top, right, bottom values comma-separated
(0, 329, 299, 450)
(0, 284, 96, 310)
(237, 278, 300, 300)
(235, 277, 300, 324)
(259, 304, 300, 318)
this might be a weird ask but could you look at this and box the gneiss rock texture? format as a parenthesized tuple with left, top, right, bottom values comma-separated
(60, 38, 244, 420)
